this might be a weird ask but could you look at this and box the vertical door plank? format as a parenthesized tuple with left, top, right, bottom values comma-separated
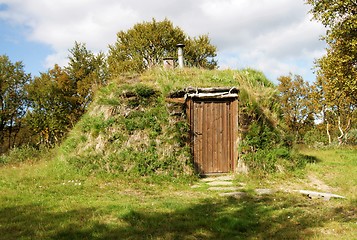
(194, 101, 203, 173)
(231, 99, 238, 171)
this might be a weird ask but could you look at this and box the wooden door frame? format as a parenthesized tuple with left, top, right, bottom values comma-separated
(185, 88, 239, 175)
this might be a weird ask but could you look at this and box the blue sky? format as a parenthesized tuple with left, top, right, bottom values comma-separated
(0, 17, 52, 74)
(0, 0, 326, 82)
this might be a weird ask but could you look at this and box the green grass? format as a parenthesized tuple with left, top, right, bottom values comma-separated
(0, 147, 356, 239)
(300, 147, 357, 199)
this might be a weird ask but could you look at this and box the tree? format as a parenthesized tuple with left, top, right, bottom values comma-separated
(66, 42, 109, 116)
(307, 0, 357, 104)
(312, 75, 355, 145)
(0, 55, 31, 152)
(26, 65, 73, 146)
(108, 18, 217, 75)
(26, 43, 108, 146)
(184, 35, 217, 69)
(278, 74, 314, 140)
(307, 0, 357, 144)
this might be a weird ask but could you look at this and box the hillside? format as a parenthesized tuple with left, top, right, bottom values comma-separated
(59, 67, 285, 177)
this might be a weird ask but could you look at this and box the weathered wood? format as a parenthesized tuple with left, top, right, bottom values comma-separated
(165, 97, 185, 104)
(231, 99, 239, 171)
(185, 86, 239, 94)
(189, 99, 238, 174)
(186, 87, 239, 175)
(186, 93, 238, 99)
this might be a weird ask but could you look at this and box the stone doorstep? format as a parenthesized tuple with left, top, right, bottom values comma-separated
(255, 189, 276, 195)
(208, 186, 244, 191)
(200, 175, 235, 182)
(206, 181, 233, 186)
(219, 192, 247, 198)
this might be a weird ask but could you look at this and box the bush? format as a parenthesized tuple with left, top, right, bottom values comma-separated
(0, 145, 49, 165)
(242, 147, 311, 174)
(346, 129, 357, 145)
(303, 128, 328, 146)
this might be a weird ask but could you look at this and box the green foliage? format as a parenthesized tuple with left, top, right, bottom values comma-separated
(241, 122, 282, 151)
(108, 18, 217, 76)
(303, 128, 329, 146)
(123, 109, 163, 136)
(0, 55, 31, 153)
(307, 0, 357, 104)
(307, 0, 356, 142)
(346, 129, 357, 145)
(66, 41, 109, 111)
(108, 18, 185, 75)
(307, 0, 357, 102)
(239, 118, 303, 174)
(0, 145, 49, 165)
(26, 43, 108, 147)
(26, 65, 74, 146)
(242, 147, 313, 174)
(184, 35, 217, 69)
(278, 74, 314, 141)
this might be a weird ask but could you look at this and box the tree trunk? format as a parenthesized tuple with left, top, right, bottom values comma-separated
(326, 121, 332, 144)
(337, 117, 351, 145)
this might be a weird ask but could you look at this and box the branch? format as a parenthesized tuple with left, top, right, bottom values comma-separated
(344, 117, 352, 132)
(337, 117, 351, 145)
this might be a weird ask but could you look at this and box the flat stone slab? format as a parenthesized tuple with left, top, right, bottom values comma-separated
(295, 190, 346, 201)
(206, 181, 233, 186)
(255, 189, 276, 195)
(208, 186, 243, 191)
(219, 192, 247, 198)
(201, 175, 234, 182)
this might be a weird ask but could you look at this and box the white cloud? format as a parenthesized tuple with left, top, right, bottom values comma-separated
(1, 0, 141, 67)
(0, 0, 326, 81)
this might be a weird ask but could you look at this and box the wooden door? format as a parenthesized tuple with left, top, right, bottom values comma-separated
(189, 98, 238, 174)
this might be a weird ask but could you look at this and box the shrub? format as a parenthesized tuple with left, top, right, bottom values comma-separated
(346, 129, 357, 145)
(0, 145, 49, 165)
(303, 128, 328, 146)
(242, 147, 310, 174)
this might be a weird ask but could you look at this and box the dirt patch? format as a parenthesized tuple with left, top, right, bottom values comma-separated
(307, 174, 335, 192)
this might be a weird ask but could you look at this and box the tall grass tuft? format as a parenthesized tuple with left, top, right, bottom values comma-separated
(0, 145, 50, 165)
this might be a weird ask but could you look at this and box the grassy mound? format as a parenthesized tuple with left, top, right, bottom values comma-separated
(59, 82, 191, 177)
(59, 67, 294, 177)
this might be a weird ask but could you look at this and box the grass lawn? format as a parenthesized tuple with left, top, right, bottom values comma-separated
(0, 147, 356, 239)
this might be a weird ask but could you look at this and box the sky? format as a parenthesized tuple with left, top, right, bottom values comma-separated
(0, 0, 326, 83)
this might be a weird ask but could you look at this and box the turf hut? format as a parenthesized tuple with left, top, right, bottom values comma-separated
(169, 87, 239, 175)
(60, 68, 280, 177)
